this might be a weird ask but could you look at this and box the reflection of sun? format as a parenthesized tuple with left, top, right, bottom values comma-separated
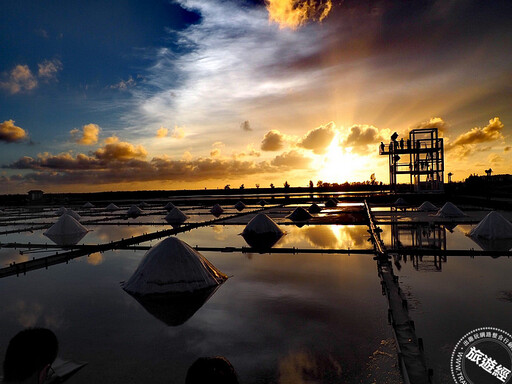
(314, 134, 358, 183)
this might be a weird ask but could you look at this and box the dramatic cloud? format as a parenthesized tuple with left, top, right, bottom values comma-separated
(70, 123, 100, 145)
(0, 65, 37, 94)
(270, 149, 311, 168)
(4, 147, 314, 187)
(261, 130, 286, 151)
(411, 117, 448, 136)
(37, 59, 62, 81)
(297, 122, 336, 154)
(342, 124, 387, 154)
(94, 137, 147, 160)
(156, 126, 168, 138)
(449, 117, 505, 147)
(505, 147, 511, 152)
(266, 0, 332, 29)
(0, 120, 28, 143)
(241, 120, 252, 131)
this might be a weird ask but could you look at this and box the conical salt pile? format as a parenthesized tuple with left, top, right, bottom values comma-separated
(234, 201, 246, 211)
(242, 213, 284, 250)
(287, 207, 312, 221)
(210, 204, 224, 217)
(325, 199, 337, 208)
(165, 207, 188, 224)
(55, 206, 67, 216)
(106, 203, 120, 211)
(82, 202, 95, 208)
(139, 201, 149, 208)
(417, 201, 437, 212)
(44, 214, 89, 245)
(308, 203, 322, 214)
(65, 209, 82, 222)
(436, 202, 466, 218)
(258, 200, 268, 207)
(164, 202, 175, 211)
(122, 237, 227, 295)
(469, 211, 512, 239)
(127, 205, 142, 218)
(394, 198, 409, 207)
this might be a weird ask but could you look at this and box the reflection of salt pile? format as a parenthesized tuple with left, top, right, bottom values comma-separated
(468, 211, 512, 251)
(242, 213, 284, 250)
(258, 200, 268, 207)
(324, 199, 337, 208)
(394, 198, 408, 206)
(44, 214, 89, 245)
(287, 207, 312, 221)
(164, 202, 175, 211)
(436, 202, 466, 218)
(234, 201, 246, 211)
(123, 237, 227, 295)
(417, 201, 437, 212)
(82, 202, 95, 208)
(139, 201, 149, 208)
(127, 205, 142, 218)
(165, 207, 188, 224)
(308, 203, 322, 214)
(210, 204, 224, 217)
(105, 203, 120, 211)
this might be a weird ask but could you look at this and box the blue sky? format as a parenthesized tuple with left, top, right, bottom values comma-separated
(1, 0, 511, 193)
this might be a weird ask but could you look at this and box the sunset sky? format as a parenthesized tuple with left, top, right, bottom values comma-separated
(1, 0, 511, 193)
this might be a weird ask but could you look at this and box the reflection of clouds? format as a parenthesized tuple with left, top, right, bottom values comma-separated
(0, 249, 29, 266)
(87, 252, 103, 265)
(278, 350, 343, 384)
(212, 225, 228, 241)
(91, 225, 155, 243)
(282, 225, 370, 249)
(7, 300, 64, 329)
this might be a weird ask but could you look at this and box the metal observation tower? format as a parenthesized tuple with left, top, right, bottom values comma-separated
(379, 128, 444, 192)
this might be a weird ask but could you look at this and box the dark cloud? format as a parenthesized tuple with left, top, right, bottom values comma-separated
(505, 146, 511, 152)
(94, 137, 147, 160)
(261, 130, 286, 151)
(0, 120, 28, 143)
(270, 150, 311, 168)
(241, 120, 252, 131)
(297, 122, 336, 154)
(342, 124, 385, 154)
(3, 145, 310, 187)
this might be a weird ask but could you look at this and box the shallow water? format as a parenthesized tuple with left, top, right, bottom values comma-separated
(0, 202, 510, 383)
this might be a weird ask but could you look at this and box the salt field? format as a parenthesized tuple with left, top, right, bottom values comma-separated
(0, 196, 511, 383)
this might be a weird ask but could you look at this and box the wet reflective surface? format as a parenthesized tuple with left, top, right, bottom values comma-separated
(0, 203, 511, 383)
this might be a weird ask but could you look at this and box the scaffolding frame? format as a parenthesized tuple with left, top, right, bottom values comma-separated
(379, 128, 444, 192)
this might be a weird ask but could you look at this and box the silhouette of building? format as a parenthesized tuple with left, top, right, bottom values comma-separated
(380, 128, 444, 192)
(28, 190, 44, 201)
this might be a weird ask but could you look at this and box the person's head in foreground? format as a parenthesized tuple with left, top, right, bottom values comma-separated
(185, 356, 239, 384)
(3, 328, 58, 383)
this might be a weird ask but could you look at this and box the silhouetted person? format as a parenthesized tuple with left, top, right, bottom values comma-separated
(380, 142, 384, 152)
(185, 356, 239, 384)
(3, 328, 58, 384)
(406, 139, 411, 149)
(400, 138, 404, 149)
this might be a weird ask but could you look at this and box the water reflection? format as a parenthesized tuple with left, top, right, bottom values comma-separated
(468, 236, 512, 253)
(125, 286, 221, 326)
(280, 225, 370, 249)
